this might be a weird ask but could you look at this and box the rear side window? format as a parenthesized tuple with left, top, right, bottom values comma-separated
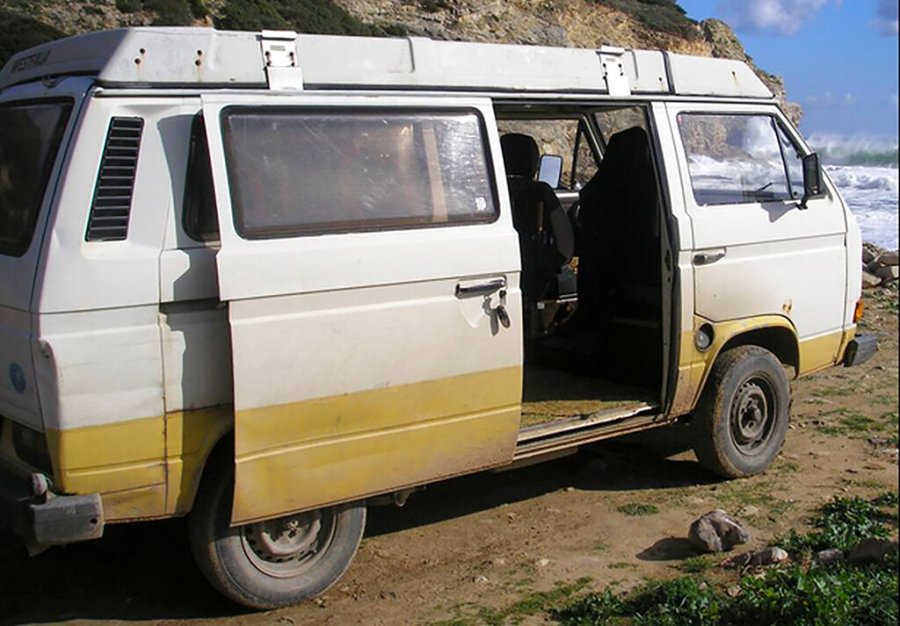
(0, 100, 72, 256)
(677, 113, 793, 206)
(220, 108, 497, 239)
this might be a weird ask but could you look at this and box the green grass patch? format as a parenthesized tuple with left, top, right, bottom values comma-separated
(677, 555, 715, 573)
(439, 578, 590, 626)
(617, 502, 659, 516)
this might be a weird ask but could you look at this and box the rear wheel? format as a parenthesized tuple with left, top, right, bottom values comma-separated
(692, 345, 790, 478)
(189, 461, 365, 609)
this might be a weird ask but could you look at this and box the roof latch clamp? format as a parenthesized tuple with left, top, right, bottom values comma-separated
(260, 30, 303, 91)
(597, 46, 631, 97)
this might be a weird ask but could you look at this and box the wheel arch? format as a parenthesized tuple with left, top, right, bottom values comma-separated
(718, 326, 800, 375)
(173, 426, 234, 516)
(684, 317, 799, 418)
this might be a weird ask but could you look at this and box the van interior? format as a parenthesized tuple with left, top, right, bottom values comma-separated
(494, 104, 670, 446)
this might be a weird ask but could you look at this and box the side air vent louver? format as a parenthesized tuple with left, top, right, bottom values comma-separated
(85, 117, 144, 242)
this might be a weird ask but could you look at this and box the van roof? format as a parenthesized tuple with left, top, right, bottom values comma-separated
(0, 27, 773, 100)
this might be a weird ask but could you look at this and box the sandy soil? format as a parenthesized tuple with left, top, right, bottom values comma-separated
(1, 288, 897, 626)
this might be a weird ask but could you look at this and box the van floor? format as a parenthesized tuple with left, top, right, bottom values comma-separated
(521, 364, 657, 429)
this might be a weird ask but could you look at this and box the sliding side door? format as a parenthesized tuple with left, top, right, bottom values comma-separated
(202, 94, 522, 523)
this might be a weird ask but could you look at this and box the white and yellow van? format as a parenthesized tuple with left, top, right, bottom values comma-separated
(0, 27, 876, 608)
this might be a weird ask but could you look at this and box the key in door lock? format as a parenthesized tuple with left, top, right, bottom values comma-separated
(495, 289, 511, 328)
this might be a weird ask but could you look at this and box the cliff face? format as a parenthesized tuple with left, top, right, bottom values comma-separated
(0, 0, 799, 122)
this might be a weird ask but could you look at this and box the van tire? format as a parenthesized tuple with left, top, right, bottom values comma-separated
(692, 345, 790, 478)
(188, 460, 365, 610)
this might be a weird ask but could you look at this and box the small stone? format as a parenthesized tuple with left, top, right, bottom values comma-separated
(564, 486, 575, 492)
(848, 538, 898, 565)
(726, 585, 742, 598)
(506, 512, 518, 521)
(749, 547, 789, 566)
(688, 509, 750, 553)
(813, 548, 845, 568)
(492, 558, 507, 567)
(473, 575, 489, 584)
(846, 468, 859, 474)
(536, 558, 551, 567)
(737, 505, 760, 518)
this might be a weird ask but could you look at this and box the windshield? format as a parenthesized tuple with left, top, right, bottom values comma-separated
(0, 100, 72, 256)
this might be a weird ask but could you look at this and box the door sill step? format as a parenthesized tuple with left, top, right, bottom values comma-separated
(514, 407, 666, 461)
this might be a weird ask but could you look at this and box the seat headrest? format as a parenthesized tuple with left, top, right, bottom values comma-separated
(500, 133, 540, 179)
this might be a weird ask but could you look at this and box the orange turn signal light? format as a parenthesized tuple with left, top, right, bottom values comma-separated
(853, 299, 865, 324)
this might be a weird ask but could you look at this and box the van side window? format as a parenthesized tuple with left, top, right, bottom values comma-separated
(0, 100, 72, 256)
(183, 115, 219, 241)
(220, 108, 497, 239)
(677, 113, 792, 206)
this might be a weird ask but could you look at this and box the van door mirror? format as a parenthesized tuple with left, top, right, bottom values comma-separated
(799, 152, 823, 209)
(538, 154, 563, 189)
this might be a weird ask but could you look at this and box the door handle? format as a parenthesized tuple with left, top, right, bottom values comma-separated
(693, 249, 726, 266)
(455, 278, 506, 298)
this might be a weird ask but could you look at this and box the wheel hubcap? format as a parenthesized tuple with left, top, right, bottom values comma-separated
(730, 378, 775, 455)
(241, 509, 335, 577)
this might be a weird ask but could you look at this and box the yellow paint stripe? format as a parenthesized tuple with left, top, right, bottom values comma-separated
(797, 332, 844, 375)
(46, 415, 165, 495)
(233, 367, 522, 523)
(235, 406, 520, 523)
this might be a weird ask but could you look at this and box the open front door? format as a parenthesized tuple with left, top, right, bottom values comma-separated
(201, 94, 523, 524)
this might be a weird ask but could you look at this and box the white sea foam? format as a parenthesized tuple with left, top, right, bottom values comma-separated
(826, 165, 898, 250)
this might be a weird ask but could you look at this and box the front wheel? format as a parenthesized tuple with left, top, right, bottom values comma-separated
(188, 461, 366, 609)
(692, 345, 790, 478)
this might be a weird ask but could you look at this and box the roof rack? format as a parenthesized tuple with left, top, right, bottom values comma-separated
(0, 27, 773, 99)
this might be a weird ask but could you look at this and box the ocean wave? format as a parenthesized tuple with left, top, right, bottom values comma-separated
(809, 133, 899, 168)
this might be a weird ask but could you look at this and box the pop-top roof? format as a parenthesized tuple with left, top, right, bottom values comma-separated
(0, 27, 774, 99)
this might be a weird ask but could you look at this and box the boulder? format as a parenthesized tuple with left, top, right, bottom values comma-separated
(862, 271, 883, 288)
(688, 509, 750, 553)
(847, 538, 898, 565)
(862, 248, 877, 264)
(875, 250, 899, 266)
(875, 265, 899, 283)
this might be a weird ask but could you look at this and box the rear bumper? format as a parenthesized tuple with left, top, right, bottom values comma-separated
(0, 465, 104, 547)
(843, 334, 878, 367)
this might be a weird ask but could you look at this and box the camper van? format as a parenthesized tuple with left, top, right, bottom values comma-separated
(0, 27, 876, 608)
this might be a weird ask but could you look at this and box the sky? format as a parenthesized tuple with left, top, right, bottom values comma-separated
(678, 0, 899, 140)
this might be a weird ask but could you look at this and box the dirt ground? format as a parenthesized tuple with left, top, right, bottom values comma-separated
(1, 288, 897, 626)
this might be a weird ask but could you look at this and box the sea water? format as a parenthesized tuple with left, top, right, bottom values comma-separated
(811, 134, 899, 251)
